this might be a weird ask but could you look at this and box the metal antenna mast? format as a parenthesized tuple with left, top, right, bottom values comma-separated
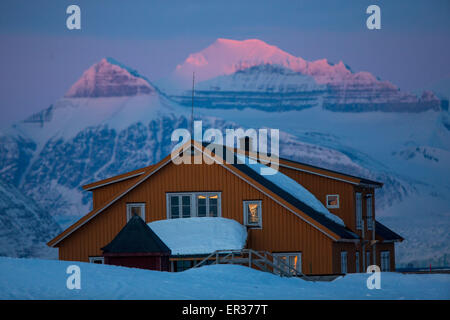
(191, 72, 195, 138)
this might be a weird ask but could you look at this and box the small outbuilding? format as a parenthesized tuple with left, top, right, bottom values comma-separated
(101, 215, 171, 271)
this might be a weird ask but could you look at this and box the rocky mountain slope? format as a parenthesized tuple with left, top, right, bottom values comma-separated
(0, 180, 60, 258)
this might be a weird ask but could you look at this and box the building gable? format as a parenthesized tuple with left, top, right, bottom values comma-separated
(48, 141, 358, 249)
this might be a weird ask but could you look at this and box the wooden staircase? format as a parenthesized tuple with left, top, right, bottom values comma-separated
(192, 249, 313, 281)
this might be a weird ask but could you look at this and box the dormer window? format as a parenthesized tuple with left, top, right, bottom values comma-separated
(326, 194, 339, 209)
(126, 203, 145, 222)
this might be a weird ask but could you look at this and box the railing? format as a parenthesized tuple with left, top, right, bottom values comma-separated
(192, 249, 313, 281)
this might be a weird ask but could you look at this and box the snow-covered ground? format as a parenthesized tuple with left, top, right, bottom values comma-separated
(0, 257, 449, 300)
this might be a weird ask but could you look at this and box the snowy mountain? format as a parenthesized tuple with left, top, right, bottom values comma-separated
(65, 58, 155, 98)
(0, 52, 448, 267)
(0, 180, 60, 259)
(167, 38, 441, 112)
(173, 38, 374, 85)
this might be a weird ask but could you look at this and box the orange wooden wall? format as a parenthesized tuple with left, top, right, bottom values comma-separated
(278, 166, 356, 227)
(58, 160, 336, 275)
(279, 166, 376, 241)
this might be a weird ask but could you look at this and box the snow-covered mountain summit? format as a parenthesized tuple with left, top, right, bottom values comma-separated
(9, 58, 186, 145)
(65, 58, 156, 98)
(168, 38, 441, 112)
(174, 38, 388, 86)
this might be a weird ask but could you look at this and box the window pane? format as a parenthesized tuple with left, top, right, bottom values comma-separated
(356, 252, 360, 273)
(356, 193, 362, 229)
(327, 195, 338, 207)
(277, 256, 288, 274)
(209, 195, 218, 217)
(341, 252, 347, 273)
(289, 255, 299, 274)
(170, 196, 179, 219)
(366, 196, 373, 230)
(247, 203, 259, 224)
(197, 195, 207, 217)
(182, 196, 190, 206)
(130, 206, 142, 217)
(182, 195, 191, 218)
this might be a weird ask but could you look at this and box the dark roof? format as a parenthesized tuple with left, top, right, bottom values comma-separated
(102, 215, 171, 254)
(278, 156, 383, 187)
(207, 144, 359, 240)
(375, 221, 403, 241)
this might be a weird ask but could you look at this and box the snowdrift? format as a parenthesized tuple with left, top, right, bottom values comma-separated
(0, 257, 449, 300)
(148, 217, 247, 255)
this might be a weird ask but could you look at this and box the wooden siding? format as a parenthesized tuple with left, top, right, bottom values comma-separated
(278, 166, 356, 229)
(92, 175, 143, 210)
(58, 160, 335, 275)
(280, 166, 378, 242)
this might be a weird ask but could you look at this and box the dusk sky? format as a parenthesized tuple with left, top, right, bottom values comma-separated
(1, 0, 449, 126)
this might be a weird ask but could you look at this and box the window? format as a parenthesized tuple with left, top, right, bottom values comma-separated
(366, 251, 371, 269)
(326, 194, 339, 209)
(197, 194, 218, 217)
(89, 257, 104, 264)
(126, 203, 145, 222)
(243, 200, 262, 227)
(273, 253, 302, 275)
(381, 251, 390, 272)
(366, 194, 373, 230)
(167, 192, 221, 219)
(175, 260, 194, 272)
(355, 252, 360, 273)
(355, 192, 362, 230)
(181, 195, 191, 218)
(341, 251, 348, 274)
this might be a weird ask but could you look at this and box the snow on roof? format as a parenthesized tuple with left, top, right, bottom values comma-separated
(236, 154, 345, 227)
(148, 217, 247, 256)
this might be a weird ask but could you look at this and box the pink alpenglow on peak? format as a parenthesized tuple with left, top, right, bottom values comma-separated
(174, 38, 391, 87)
(65, 58, 155, 98)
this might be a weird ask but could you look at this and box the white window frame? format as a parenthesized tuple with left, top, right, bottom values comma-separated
(355, 192, 362, 230)
(341, 251, 348, 274)
(326, 194, 340, 209)
(355, 252, 360, 273)
(381, 251, 390, 272)
(126, 203, 146, 222)
(366, 194, 373, 230)
(89, 256, 104, 264)
(166, 192, 222, 219)
(243, 200, 262, 228)
(273, 252, 302, 275)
